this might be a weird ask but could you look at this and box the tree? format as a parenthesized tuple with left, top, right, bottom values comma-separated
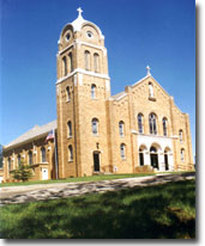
(10, 160, 33, 182)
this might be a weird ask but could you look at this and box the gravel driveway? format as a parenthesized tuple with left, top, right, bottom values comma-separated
(0, 172, 195, 205)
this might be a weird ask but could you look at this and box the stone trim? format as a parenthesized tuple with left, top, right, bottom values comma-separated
(56, 68, 110, 85)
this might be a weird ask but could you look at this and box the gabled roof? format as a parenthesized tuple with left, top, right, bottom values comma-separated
(110, 91, 127, 101)
(131, 74, 169, 96)
(5, 120, 57, 149)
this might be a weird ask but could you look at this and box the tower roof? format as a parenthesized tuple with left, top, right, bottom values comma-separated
(59, 7, 104, 41)
(71, 7, 87, 32)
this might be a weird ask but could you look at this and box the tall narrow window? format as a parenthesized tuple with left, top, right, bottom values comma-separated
(149, 113, 157, 135)
(62, 56, 67, 76)
(17, 154, 21, 166)
(84, 50, 91, 70)
(94, 53, 100, 73)
(119, 121, 125, 137)
(68, 53, 73, 72)
(138, 113, 144, 134)
(162, 118, 168, 136)
(148, 82, 154, 97)
(179, 130, 183, 143)
(41, 147, 46, 162)
(91, 84, 96, 99)
(120, 144, 126, 159)
(66, 86, 71, 101)
(28, 151, 33, 165)
(92, 118, 99, 135)
(180, 149, 185, 162)
(67, 121, 72, 137)
(68, 145, 73, 161)
(8, 158, 11, 172)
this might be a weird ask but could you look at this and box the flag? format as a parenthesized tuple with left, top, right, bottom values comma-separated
(45, 129, 54, 142)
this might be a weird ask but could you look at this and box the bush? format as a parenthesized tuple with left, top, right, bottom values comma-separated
(10, 160, 33, 182)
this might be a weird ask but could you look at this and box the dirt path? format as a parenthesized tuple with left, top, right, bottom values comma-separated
(0, 172, 195, 205)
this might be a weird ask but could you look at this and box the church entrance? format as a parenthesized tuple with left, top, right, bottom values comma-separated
(150, 146, 159, 169)
(93, 152, 100, 172)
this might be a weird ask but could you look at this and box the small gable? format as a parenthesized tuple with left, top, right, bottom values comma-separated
(132, 75, 170, 103)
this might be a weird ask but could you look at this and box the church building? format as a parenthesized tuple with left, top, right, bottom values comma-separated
(1, 8, 194, 182)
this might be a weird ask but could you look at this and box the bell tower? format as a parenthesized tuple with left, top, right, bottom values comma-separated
(56, 8, 111, 178)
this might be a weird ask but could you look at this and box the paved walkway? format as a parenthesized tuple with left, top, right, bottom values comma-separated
(0, 172, 195, 205)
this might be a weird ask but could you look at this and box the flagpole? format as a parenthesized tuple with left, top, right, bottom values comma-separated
(53, 128, 59, 179)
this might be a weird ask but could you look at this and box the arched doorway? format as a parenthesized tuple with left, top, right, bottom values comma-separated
(139, 151, 144, 166)
(164, 150, 169, 171)
(139, 145, 147, 166)
(150, 146, 159, 169)
(93, 151, 100, 172)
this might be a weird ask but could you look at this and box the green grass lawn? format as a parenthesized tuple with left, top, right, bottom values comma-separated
(0, 171, 189, 187)
(0, 179, 195, 239)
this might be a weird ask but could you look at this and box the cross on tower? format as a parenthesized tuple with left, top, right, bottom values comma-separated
(77, 7, 83, 17)
(146, 65, 151, 76)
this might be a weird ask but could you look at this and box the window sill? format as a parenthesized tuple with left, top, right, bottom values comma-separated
(66, 100, 71, 103)
(67, 136, 72, 139)
(68, 160, 73, 163)
(148, 97, 156, 101)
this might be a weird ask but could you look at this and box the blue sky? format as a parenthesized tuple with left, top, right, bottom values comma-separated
(0, 0, 195, 155)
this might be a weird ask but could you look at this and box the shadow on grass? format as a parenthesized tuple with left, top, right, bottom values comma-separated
(0, 180, 195, 239)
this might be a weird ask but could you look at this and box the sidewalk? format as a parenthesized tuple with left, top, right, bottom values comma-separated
(0, 172, 195, 205)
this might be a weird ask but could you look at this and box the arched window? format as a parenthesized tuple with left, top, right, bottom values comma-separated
(179, 130, 183, 143)
(180, 149, 185, 162)
(94, 53, 100, 73)
(41, 147, 46, 162)
(138, 113, 144, 134)
(120, 144, 126, 159)
(67, 121, 72, 137)
(62, 56, 67, 76)
(28, 151, 33, 165)
(8, 158, 11, 172)
(68, 53, 73, 72)
(91, 84, 96, 99)
(84, 50, 91, 71)
(68, 145, 73, 161)
(149, 113, 157, 135)
(162, 118, 168, 136)
(17, 154, 21, 166)
(92, 118, 99, 135)
(148, 82, 154, 98)
(119, 121, 125, 137)
(66, 86, 71, 101)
